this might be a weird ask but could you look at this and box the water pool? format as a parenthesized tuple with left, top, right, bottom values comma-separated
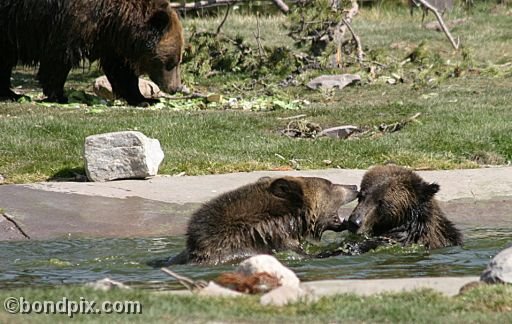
(1, 227, 510, 290)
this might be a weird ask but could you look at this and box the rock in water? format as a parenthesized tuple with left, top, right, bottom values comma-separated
(480, 246, 512, 284)
(84, 131, 164, 182)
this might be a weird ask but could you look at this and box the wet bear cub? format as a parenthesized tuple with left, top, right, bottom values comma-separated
(345, 165, 463, 253)
(169, 176, 358, 265)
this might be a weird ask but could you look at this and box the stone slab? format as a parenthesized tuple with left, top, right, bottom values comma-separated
(301, 276, 480, 297)
(0, 167, 511, 240)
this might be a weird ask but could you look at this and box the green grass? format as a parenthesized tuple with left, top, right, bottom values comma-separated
(1, 5, 511, 183)
(0, 285, 511, 323)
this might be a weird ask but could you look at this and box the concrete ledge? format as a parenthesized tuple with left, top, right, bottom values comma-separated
(301, 276, 480, 297)
(0, 167, 511, 240)
(163, 276, 480, 298)
(24, 166, 512, 203)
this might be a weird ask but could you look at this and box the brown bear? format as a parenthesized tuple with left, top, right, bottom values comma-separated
(0, 0, 183, 106)
(345, 165, 463, 252)
(168, 176, 358, 265)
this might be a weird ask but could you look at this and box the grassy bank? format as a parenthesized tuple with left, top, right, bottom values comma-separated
(0, 5, 511, 183)
(0, 285, 511, 323)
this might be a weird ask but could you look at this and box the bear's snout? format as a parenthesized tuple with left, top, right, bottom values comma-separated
(347, 210, 363, 233)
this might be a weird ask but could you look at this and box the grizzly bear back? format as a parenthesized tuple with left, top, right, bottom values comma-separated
(171, 176, 358, 265)
(0, 0, 183, 104)
(348, 165, 463, 250)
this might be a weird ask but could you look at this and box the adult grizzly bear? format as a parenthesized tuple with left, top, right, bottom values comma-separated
(169, 176, 358, 265)
(0, 0, 183, 106)
(345, 165, 463, 252)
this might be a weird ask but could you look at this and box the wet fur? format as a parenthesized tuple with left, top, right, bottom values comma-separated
(168, 176, 358, 265)
(346, 165, 463, 253)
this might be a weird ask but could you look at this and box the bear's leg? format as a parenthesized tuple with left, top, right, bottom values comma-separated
(38, 59, 71, 104)
(101, 57, 158, 107)
(0, 63, 21, 101)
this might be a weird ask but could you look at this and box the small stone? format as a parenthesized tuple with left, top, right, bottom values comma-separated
(260, 285, 307, 306)
(84, 131, 164, 182)
(318, 125, 361, 139)
(480, 246, 512, 284)
(93, 76, 162, 101)
(307, 74, 361, 90)
(86, 278, 130, 291)
(0, 174, 4, 184)
(237, 255, 300, 288)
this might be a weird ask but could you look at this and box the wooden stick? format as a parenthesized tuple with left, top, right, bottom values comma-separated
(216, 4, 232, 36)
(341, 18, 364, 63)
(170, 0, 290, 13)
(413, 0, 460, 49)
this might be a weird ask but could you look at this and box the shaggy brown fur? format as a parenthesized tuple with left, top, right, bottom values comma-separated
(346, 165, 463, 251)
(169, 176, 358, 265)
(0, 0, 183, 106)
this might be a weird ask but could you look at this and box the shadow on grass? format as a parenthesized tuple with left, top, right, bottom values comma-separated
(48, 167, 87, 182)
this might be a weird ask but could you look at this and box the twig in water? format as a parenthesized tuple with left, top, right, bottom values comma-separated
(161, 267, 208, 291)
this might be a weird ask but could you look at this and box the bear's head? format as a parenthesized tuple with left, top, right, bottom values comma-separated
(140, 0, 184, 93)
(268, 176, 358, 239)
(346, 165, 440, 237)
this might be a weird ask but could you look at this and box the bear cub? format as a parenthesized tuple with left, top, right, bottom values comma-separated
(346, 165, 463, 252)
(169, 176, 358, 265)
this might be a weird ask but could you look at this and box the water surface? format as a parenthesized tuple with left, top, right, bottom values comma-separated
(2, 227, 510, 290)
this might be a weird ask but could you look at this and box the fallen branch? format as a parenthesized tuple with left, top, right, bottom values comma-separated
(414, 0, 460, 49)
(170, 0, 290, 13)
(161, 268, 208, 291)
(341, 18, 363, 63)
(254, 13, 266, 57)
(215, 4, 232, 36)
(333, 0, 360, 67)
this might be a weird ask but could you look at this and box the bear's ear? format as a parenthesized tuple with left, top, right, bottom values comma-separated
(149, 9, 170, 33)
(256, 176, 272, 183)
(270, 178, 304, 203)
(418, 182, 440, 201)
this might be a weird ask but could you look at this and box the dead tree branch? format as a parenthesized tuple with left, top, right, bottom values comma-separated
(414, 0, 460, 49)
(170, 0, 290, 13)
(333, 0, 360, 67)
(341, 18, 363, 63)
(215, 4, 232, 35)
(254, 13, 266, 57)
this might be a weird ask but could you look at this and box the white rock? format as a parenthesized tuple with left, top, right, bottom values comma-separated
(84, 131, 164, 182)
(318, 125, 361, 139)
(260, 285, 308, 306)
(85, 278, 130, 291)
(237, 255, 300, 288)
(480, 246, 512, 284)
(93, 76, 162, 101)
(307, 74, 361, 90)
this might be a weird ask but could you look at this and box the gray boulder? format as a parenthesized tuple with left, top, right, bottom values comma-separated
(84, 131, 164, 182)
(307, 74, 361, 90)
(481, 246, 512, 284)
